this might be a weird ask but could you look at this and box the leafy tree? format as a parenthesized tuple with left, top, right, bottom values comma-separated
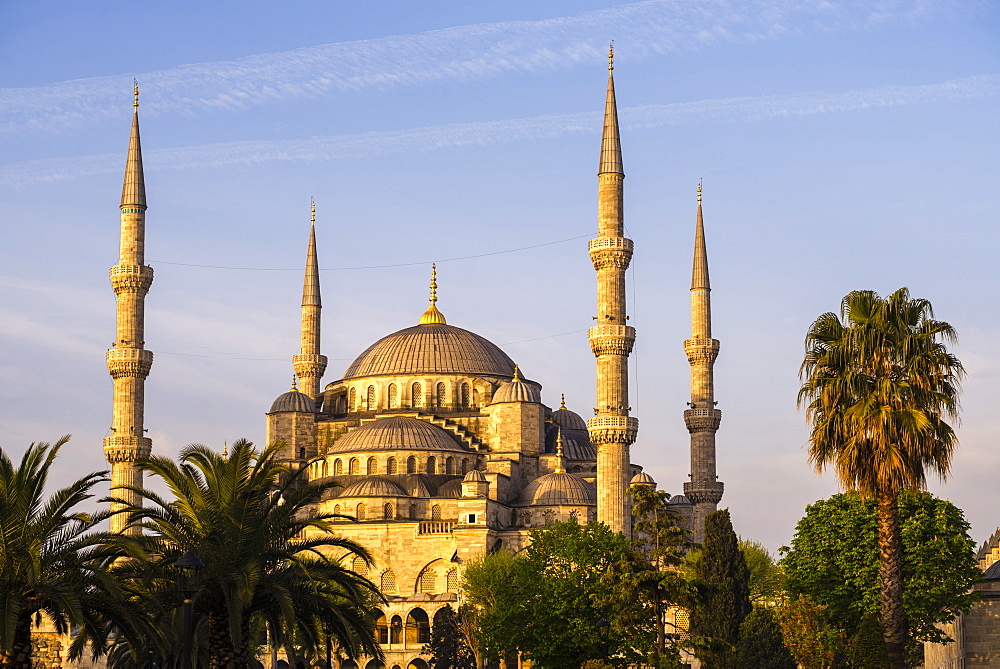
(740, 539, 786, 605)
(689, 509, 751, 668)
(780, 490, 979, 650)
(799, 288, 964, 668)
(851, 612, 889, 669)
(101, 439, 382, 668)
(735, 606, 796, 669)
(461, 549, 531, 663)
(425, 605, 475, 668)
(775, 596, 845, 669)
(0, 437, 143, 667)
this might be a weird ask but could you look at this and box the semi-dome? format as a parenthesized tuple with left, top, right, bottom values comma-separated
(269, 388, 316, 413)
(669, 494, 692, 505)
(552, 406, 588, 431)
(437, 478, 464, 498)
(342, 323, 516, 380)
(560, 430, 596, 461)
(330, 416, 469, 454)
(339, 477, 408, 498)
(518, 472, 596, 506)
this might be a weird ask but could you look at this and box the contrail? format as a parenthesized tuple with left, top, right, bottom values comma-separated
(0, 0, 948, 135)
(1, 74, 994, 189)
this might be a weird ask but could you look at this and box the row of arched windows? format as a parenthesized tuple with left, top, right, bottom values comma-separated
(315, 454, 474, 478)
(333, 502, 443, 522)
(346, 381, 477, 412)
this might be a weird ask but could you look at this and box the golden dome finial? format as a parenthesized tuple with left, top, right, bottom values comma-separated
(512, 364, 522, 382)
(310, 197, 316, 225)
(555, 428, 566, 473)
(697, 180, 702, 203)
(133, 79, 139, 110)
(560, 393, 566, 410)
(418, 263, 447, 325)
(222, 440, 228, 458)
(290, 375, 299, 392)
(608, 41, 614, 72)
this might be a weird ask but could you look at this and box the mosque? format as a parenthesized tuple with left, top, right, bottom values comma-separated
(101, 51, 725, 667)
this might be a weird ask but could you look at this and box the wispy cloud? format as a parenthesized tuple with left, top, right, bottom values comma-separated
(0, 0, 949, 135)
(2, 74, 995, 189)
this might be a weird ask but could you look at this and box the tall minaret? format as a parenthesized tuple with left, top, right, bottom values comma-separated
(683, 183, 724, 542)
(587, 45, 638, 536)
(293, 199, 327, 400)
(105, 82, 153, 535)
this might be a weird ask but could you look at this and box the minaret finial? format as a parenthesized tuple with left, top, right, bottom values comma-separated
(560, 393, 566, 409)
(608, 41, 614, 71)
(555, 428, 566, 474)
(419, 264, 447, 325)
(310, 197, 316, 225)
(222, 440, 228, 458)
(697, 180, 702, 203)
(291, 375, 298, 392)
(133, 80, 139, 110)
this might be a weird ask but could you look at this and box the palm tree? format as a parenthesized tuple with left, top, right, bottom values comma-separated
(106, 439, 382, 668)
(0, 437, 140, 668)
(798, 288, 963, 668)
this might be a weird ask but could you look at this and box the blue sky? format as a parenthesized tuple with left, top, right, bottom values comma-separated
(1, 0, 998, 552)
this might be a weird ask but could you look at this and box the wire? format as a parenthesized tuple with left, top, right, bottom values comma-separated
(150, 234, 591, 271)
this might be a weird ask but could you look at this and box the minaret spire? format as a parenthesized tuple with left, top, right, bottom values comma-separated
(588, 44, 638, 537)
(293, 198, 328, 400)
(105, 82, 154, 535)
(683, 183, 724, 542)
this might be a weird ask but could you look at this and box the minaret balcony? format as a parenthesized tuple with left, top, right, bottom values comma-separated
(103, 435, 152, 462)
(588, 236, 633, 270)
(588, 325, 635, 356)
(106, 348, 153, 379)
(683, 338, 720, 364)
(587, 415, 639, 445)
(293, 353, 328, 377)
(683, 481, 724, 505)
(109, 264, 153, 294)
(683, 407, 722, 432)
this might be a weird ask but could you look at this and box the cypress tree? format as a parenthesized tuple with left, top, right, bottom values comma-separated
(690, 509, 752, 668)
(850, 612, 890, 668)
(736, 606, 796, 668)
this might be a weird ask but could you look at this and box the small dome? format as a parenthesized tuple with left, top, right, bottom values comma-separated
(518, 472, 596, 506)
(339, 477, 408, 498)
(437, 479, 463, 498)
(330, 416, 468, 454)
(491, 367, 541, 404)
(552, 407, 588, 431)
(669, 494, 692, 505)
(983, 561, 1000, 582)
(269, 389, 316, 413)
(630, 472, 656, 487)
(463, 469, 487, 483)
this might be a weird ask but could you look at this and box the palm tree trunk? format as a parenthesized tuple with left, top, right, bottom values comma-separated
(0, 614, 33, 669)
(207, 611, 239, 668)
(876, 492, 906, 669)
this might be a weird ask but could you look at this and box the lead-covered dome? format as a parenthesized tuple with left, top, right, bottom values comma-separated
(269, 388, 316, 413)
(342, 323, 516, 379)
(329, 416, 469, 454)
(518, 472, 596, 506)
(339, 477, 408, 498)
(552, 406, 588, 431)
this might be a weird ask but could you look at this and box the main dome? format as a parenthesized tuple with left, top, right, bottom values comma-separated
(342, 323, 516, 379)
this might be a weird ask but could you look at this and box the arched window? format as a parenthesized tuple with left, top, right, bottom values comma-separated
(431, 504, 441, 521)
(409, 503, 418, 519)
(321, 460, 329, 477)
(419, 570, 436, 594)
(383, 503, 394, 520)
(386, 457, 397, 475)
(356, 503, 366, 521)
(349, 387, 356, 411)
(367, 456, 378, 475)
(351, 556, 369, 578)
(366, 385, 376, 410)
(446, 568, 458, 592)
(375, 611, 388, 645)
(406, 456, 417, 474)
(460, 459, 468, 475)
(349, 457, 359, 475)
(390, 616, 403, 644)
(411, 382, 422, 407)
(461, 383, 470, 407)
(333, 504, 341, 517)
(445, 457, 454, 475)
(436, 382, 446, 407)
(427, 456, 436, 475)
(388, 383, 398, 408)
(380, 570, 397, 594)
(334, 459, 343, 476)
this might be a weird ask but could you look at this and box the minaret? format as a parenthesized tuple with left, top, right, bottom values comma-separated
(105, 82, 153, 535)
(293, 199, 327, 400)
(683, 183, 724, 542)
(587, 45, 638, 537)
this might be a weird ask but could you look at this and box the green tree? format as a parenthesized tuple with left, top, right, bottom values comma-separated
(799, 288, 964, 668)
(851, 612, 890, 669)
(780, 491, 978, 650)
(689, 509, 751, 668)
(775, 596, 845, 669)
(461, 549, 531, 663)
(735, 606, 796, 669)
(0, 437, 142, 668)
(104, 439, 382, 668)
(740, 539, 786, 606)
(425, 605, 475, 668)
